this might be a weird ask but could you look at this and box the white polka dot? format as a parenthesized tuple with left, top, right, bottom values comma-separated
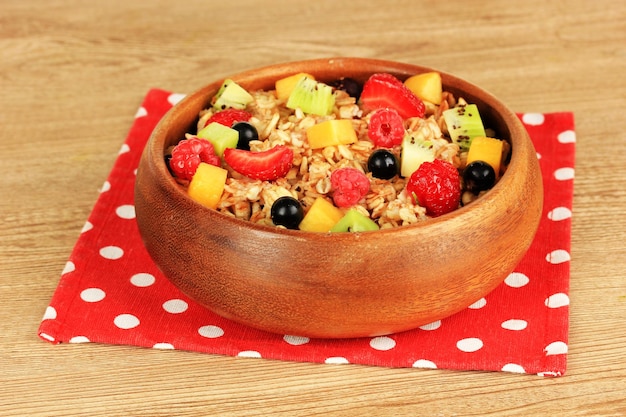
(456, 337, 483, 353)
(69, 336, 90, 343)
(153, 343, 175, 350)
(554, 167, 575, 181)
(168, 93, 186, 106)
(100, 245, 124, 260)
(283, 335, 310, 346)
(80, 288, 106, 303)
(546, 249, 571, 264)
(238, 350, 262, 358)
(369, 336, 396, 351)
(502, 363, 526, 374)
(544, 341, 568, 356)
(536, 152, 542, 160)
(545, 293, 570, 308)
(114, 314, 140, 330)
(505, 272, 530, 288)
(537, 371, 562, 377)
(42, 306, 57, 320)
(135, 106, 148, 118)
(81, 221, 93, 233)
(522, 113, 545, 126)
(115, 205, 135, 219)
(62, 261, 75, 275)
(557, 130, 576, 144)
(325, 356, 350, 364)
(412, 359, 437, 369)
(99, 180, 111, 193)
(39, 333, 55, 342)
(501, 319, 528, 331)
(548, 207, 572, 221)
(419, 321, 441, 331)
(130, 272, 156, 287)
(198, 325, 225, 338)
(468, 298, 487, 309)
(119, 143, 130, 155)
(162, 299, 188, 314)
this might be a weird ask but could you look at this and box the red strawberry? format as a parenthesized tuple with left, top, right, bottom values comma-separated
(406, 159, 460, 217)
(205, 109, 252, 127)
(223, 145, 294, 181)
(169, 137, 221, 181)
(367, 108, 405, 147)
(330, 167, 370, 207)
(360, 73, 425, 119)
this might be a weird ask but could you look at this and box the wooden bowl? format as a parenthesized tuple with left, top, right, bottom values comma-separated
(135, 57, 543, 338)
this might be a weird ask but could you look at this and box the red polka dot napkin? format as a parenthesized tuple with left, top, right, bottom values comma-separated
(38, 89, 575, 377)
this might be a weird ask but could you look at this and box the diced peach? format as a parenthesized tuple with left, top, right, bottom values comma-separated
(275, 73, 315, 101)
(404, 72, 443, 104)
(466, 136, 504, 176)
(187, 162, 228, 209)
(306, 119, 358, 149)
(298, 197, 344, 232)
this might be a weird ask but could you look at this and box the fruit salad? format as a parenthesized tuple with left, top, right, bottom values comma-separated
(166, 71, 510, 232)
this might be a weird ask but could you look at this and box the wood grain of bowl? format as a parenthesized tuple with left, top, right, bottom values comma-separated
(134, 57, 543, 338)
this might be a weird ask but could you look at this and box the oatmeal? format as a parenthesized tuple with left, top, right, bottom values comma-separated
(166, 72, 509, 231)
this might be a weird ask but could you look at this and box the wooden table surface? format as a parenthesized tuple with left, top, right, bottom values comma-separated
(2, 0, 625, 415)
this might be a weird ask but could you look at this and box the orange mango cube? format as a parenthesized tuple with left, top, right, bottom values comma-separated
(466, 136, 504, 176)
(306, 119, 358, 149)
(299, 197, 344, 232)
(404, 72, 443, 104)
(187, 162, 228, 209)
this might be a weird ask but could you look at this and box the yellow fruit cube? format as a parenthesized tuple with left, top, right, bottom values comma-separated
(187, 162, 228, 209)
(306, 119, 358, 149)
(466, 137, 504, 176)
(299, 197, 344, 233)
(275, 73, 315, 101)
(404, 72, 443, 104)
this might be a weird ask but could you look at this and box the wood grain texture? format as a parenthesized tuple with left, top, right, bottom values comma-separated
(1, 0, 625, 415)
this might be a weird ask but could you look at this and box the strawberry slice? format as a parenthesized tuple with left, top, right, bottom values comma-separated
(360, 73, 425, 119)
(205, 109, 252, 127)
(223, 145, 294, 181)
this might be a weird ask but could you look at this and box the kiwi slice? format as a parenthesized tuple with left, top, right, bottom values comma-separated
(197, 122, 239, 157)
(442, 104, 486, 151)
(330, 209, 379, 232)
(286, 77, 335, 116)
(212, 79, 254, 111)
(400, 132, 435, 177)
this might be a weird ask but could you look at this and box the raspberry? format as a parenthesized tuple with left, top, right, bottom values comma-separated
(406, 159, 461, 217)
(330, 167, 370, 208)
(367, 108, 405, 148)
(169, 137, 221, 181)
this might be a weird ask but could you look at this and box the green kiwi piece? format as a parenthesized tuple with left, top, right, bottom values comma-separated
(330, 209, 379, 232)
(197, 122, 239, 157)
(286, 77, 335, 116)
(212, 79, 254, 111)
(442, 103, 486, 151)
(400, 132, 435, 177)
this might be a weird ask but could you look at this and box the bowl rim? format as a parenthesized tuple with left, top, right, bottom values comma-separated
(144, 57, 532, 240)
